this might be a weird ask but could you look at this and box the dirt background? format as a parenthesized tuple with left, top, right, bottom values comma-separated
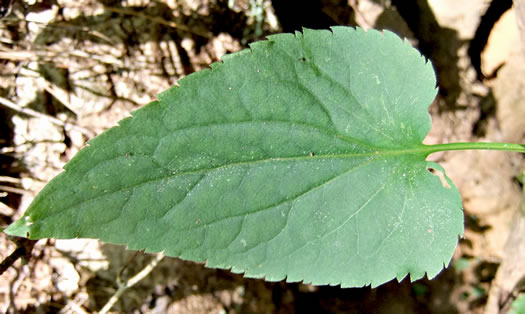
(1, 0, 524, 313)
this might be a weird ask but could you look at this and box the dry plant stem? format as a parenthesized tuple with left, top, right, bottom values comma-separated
(0, 238, 37, 276)
(41, 80, 81, 116)
(0, 202, 15, 216)
(98, 253, 165, 314)
(0, 185, 29, 195)
(0, 96, 95, 138)
(0, 47, 123, 67)
(0, 176, 21, 184)
(6, 267, 20, 313)
(104, 6, 212, 38)
(60, 296, 89, 314)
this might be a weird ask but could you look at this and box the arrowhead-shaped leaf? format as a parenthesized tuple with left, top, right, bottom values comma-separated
(5, 27, 463, 287)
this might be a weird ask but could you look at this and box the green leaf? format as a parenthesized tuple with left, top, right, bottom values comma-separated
(5, 27, 464, 288)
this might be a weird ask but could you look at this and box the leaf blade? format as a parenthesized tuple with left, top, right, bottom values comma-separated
(5, 26, 464, 288)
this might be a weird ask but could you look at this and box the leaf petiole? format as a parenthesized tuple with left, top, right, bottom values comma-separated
(424, 142, 525, 156)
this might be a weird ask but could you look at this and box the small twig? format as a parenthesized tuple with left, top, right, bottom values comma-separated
(0, 176, 21, 184)
(6, 266, 20, 313)
(42, 80, 81, 117)
(0, 202, 15, 215)
(0, 50, 35, 61)
(60, 295, 90, 314)
(0, 47, 124, 67)
(0, 237, 38, 276)
(0, 96, 95, 138)
(97, 253, 165, 314)
(0, 184, 29, 195)
(103, 6, 212, 38)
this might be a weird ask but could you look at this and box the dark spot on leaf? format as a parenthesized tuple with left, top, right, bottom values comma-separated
(298, 57, 306, 62)
(427, 167, 451, 189)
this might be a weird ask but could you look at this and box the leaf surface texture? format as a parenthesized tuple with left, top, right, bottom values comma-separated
(5, 27, 464, 287)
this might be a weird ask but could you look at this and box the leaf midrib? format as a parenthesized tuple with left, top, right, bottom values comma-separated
(32, 144, 428, 237)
